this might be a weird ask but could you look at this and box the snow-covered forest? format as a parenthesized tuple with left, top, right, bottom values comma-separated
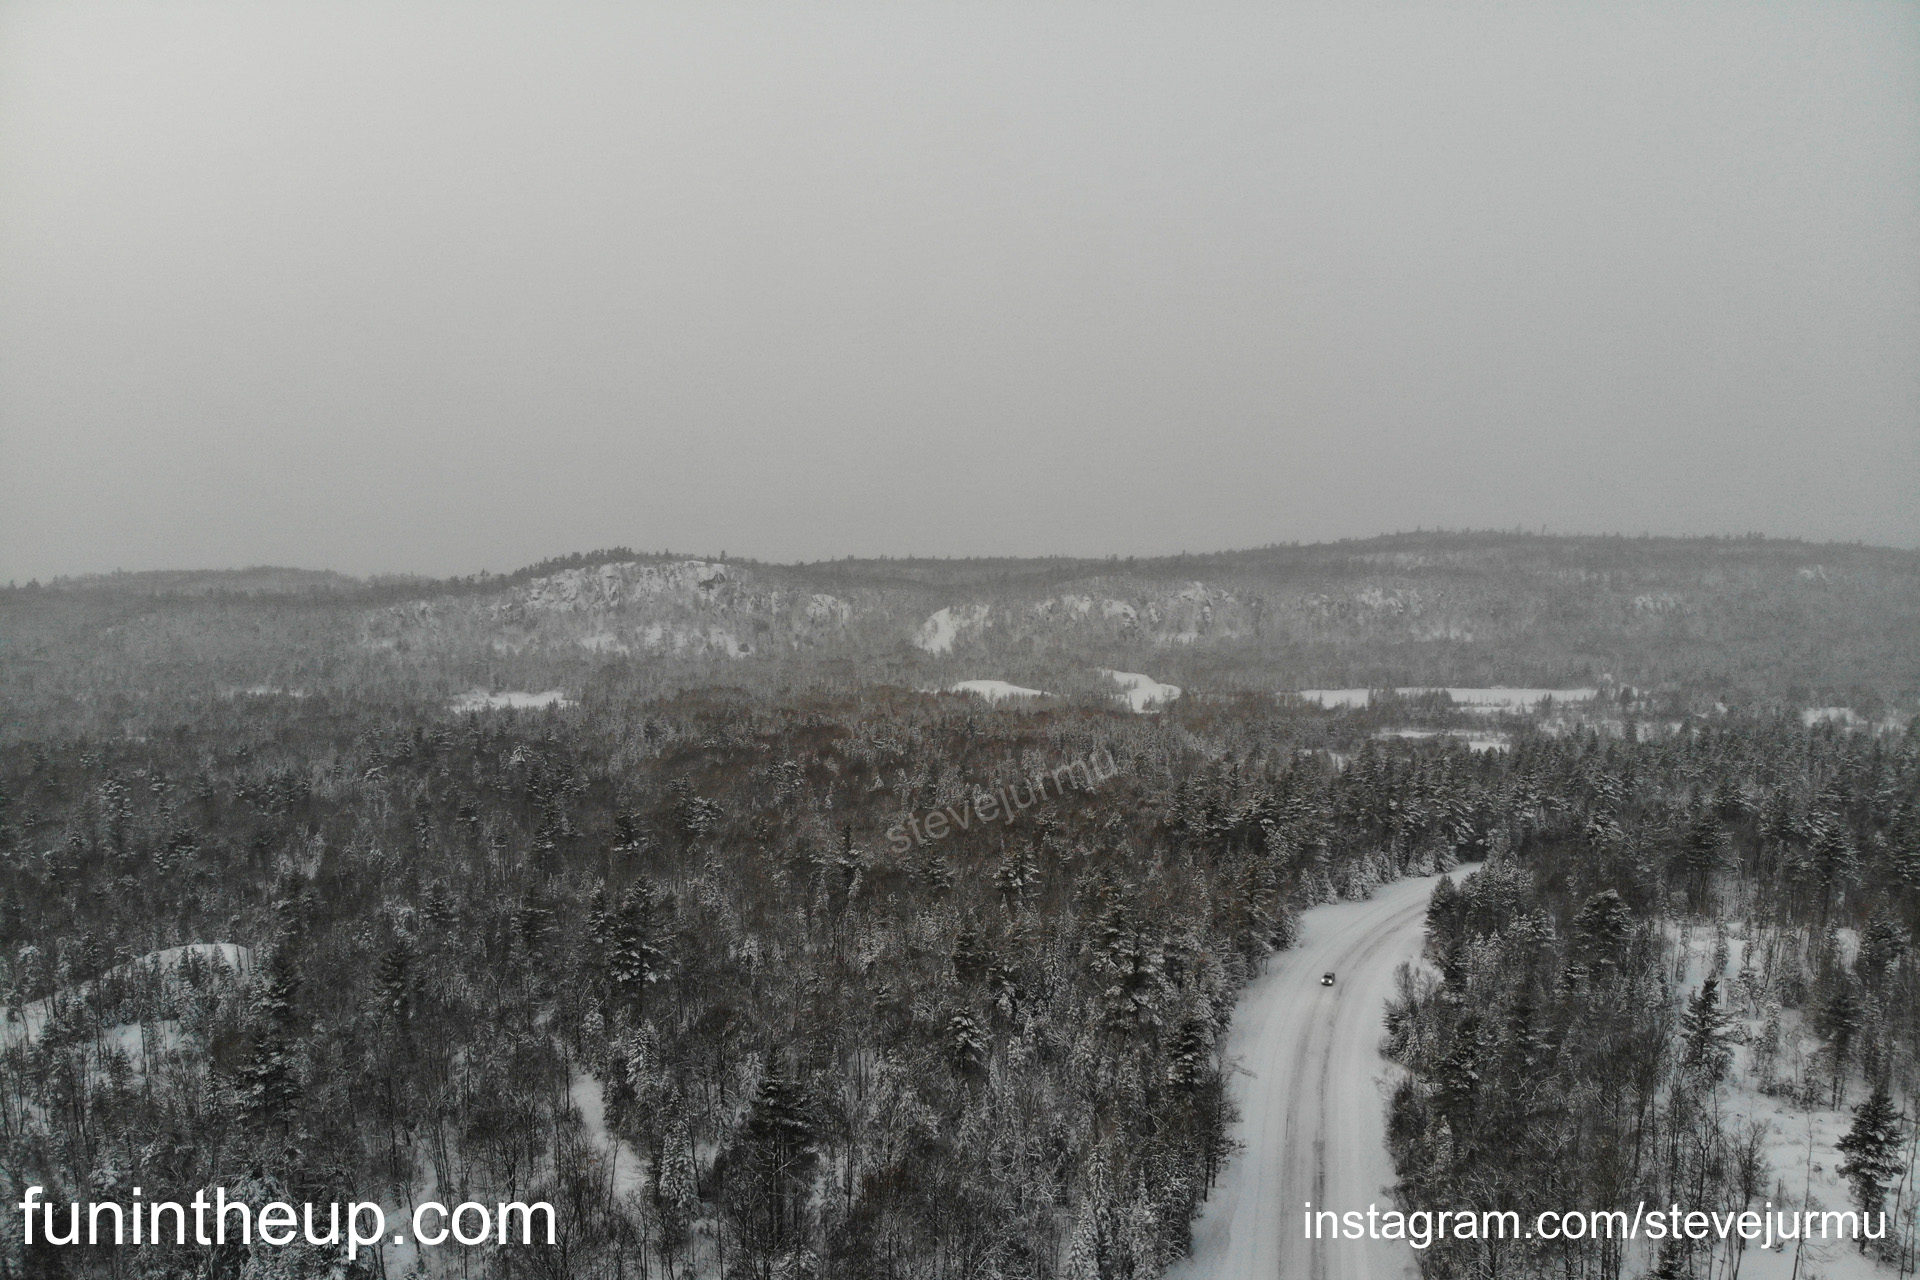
(1, 533, 1916, 1279)
(1390, 716, 1920, 1280)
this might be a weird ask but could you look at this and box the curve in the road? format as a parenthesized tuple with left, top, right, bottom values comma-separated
(1170, 868, 1464, 1280)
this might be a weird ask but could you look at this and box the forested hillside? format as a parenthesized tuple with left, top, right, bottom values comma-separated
(5, 534, 1916, 748)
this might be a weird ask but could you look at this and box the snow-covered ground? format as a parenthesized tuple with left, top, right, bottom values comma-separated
(1100, 669, 1181, 712)
(2, 942, 252, 1048)
(450, 689, 572, 712)
(803, 592, 851, 623)
(703, 627, 749, 658)
(918, 608, 960, 654)
(570, 1072, 648, 1204)
(947, 680, 1047, 703)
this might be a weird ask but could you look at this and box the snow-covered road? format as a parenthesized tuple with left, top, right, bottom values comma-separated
(1171, 869, 1464, 1280)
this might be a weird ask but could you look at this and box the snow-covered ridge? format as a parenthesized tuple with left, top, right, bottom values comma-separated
(1030, 594, 1095, 619)
(358, 557, 824, 658)
(521, 559, 734, 613)
(921, 583, 1249, 651)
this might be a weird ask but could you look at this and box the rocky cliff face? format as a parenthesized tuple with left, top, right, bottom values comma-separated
(515, 559, 738, 613)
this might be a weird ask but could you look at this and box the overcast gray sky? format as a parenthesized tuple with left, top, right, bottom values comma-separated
(1, 1, 1915, 580)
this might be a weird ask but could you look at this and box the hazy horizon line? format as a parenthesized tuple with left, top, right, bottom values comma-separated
(11, 526, 1916, 590)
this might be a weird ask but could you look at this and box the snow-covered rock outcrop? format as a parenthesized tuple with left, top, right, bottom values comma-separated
(521, 560, 735, 612)
(915, 604, 991, 654)
(1102, 669, 1181, 712)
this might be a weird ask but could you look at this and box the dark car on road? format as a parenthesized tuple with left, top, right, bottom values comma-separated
(1321, 972, 1335, 986)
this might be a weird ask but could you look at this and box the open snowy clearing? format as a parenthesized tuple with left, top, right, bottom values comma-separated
(1171, 871, 1459, 1280)
(1101, 669, 1182, 712)
(450, 689, 573, 712)
(947, 680, 1047, 703)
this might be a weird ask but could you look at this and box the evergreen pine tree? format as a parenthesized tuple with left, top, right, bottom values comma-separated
(1818, 980, 1864, 1106)
(375, 938, 412, 1024)
(745, 1071, 816, 1243)
(240, 945, 303, 1130)
(1836, 1084, 1904, 1243)
(656, 1109, 699, 1245)
(607, 880, 670, 1004)
(948, 1011, 989, 1074)
(1062, 1209, 1102, 1280)
(1573, 890, 1632, 967)
(1167, 1015, 1213, 1094)
(1681, 977, 1733, 1084)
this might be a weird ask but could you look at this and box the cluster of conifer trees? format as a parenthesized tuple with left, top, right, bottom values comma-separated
(1388, 715, 1920, 1279)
